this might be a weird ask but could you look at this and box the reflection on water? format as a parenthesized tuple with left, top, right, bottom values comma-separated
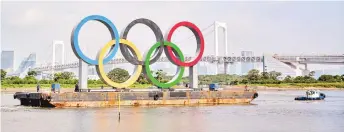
(2, 90, 344, 132)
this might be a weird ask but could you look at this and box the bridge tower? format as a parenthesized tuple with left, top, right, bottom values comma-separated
(52, 41, 65, 77)
(214, 21, 228, 74)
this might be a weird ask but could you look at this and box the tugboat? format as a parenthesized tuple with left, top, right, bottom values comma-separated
(295, 90, 326, 101)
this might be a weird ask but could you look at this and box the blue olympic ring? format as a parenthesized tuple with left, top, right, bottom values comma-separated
(71, 15, 120, 65)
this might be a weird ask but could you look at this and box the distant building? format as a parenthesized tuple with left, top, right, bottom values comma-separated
(88, 67, 97, 75)
(339, 67, 344, 73)
(1, 51, 14, 72)
(229, 63, 236, 74)
(229, 62, 241, 75)
(241, 51, 255, 75)
(197, 63, 208, 75)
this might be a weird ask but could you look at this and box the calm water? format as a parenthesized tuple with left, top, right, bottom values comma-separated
(1, 90, 344, 132)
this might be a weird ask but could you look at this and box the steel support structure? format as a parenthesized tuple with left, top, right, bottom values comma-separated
(214, 21, 228, 74)
(52, 40, 65, 76)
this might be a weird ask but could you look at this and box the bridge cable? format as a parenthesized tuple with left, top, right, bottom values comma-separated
(36, 24, 216, 70)
(173, 23, 214, 43)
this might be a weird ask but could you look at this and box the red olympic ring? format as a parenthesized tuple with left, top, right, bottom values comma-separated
(166, 21, 205, 67)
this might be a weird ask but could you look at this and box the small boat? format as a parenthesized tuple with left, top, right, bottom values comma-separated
(295, 90, 326, 101)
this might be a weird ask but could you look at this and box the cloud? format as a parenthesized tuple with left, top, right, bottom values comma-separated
(7, 8, 46, 27)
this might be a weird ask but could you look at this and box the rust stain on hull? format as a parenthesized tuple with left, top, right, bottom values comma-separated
(14, 90, 258, 108)
(49, 90, 257, 107)
(51, 99, 253, 108)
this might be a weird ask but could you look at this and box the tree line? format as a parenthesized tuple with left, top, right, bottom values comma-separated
(1, 68, 344, 86)
(241, 69, 344, 84)
(0, 68, 168, 85)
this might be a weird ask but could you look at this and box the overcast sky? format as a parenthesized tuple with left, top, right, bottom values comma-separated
(1, 1, 344, 69)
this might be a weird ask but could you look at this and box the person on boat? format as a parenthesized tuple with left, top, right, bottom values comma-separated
(245, 85, 248, 91)
(36, 83, 40, 92)
(74, 83, 79, 92)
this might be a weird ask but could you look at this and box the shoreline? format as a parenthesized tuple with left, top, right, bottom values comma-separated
(1, 86, 343, 94)
(227, 86, 343, 91)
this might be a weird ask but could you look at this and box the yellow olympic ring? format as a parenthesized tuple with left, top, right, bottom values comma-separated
(96, 39, 142, 88)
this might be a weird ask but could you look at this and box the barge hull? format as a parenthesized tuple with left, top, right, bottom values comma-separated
(51, 99, 254, 107)
(14, 90, 258, 107)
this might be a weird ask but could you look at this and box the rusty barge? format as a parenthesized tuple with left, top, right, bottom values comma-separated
(13, 89, 258, 107)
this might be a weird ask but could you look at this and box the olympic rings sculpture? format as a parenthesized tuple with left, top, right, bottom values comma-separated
(71, 15, 205, 88)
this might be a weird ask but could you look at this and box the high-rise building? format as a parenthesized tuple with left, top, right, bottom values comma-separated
(1, 51, 14, 72)
(241, 51, 255, 75)
(229, 62, 241, 75)
(197, 62, 208, 75)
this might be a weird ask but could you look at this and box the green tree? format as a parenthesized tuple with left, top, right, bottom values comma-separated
(96, 79, 104, 84)
(294, 75, 316, 83)
(293, 76, 305, 83)
(54, 72, 75, 82)
(107, 68, 129, 83)
(1, 69, 7, 79)
(334, 75, 342, 82)
(318, 75, 342, 82)
(241, 79, 249, 84)
(23, 76, 37, 84)
(230, 80, 239, 85)
(53, 73, 62, 82)
(137, 72, 149, 84)
(247, 69, 260, 81)
(61, 72, 74, 79)
(269, 71, 282, 80)
(154, 69, 167, 83)
(283, 75, 293, 83)
(39, 79, 53, 84)
(8, 76, 23, 84)
(27, 71, 37, 77)
(261, 72, 269, 80)
(308, 71, 315, 77)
